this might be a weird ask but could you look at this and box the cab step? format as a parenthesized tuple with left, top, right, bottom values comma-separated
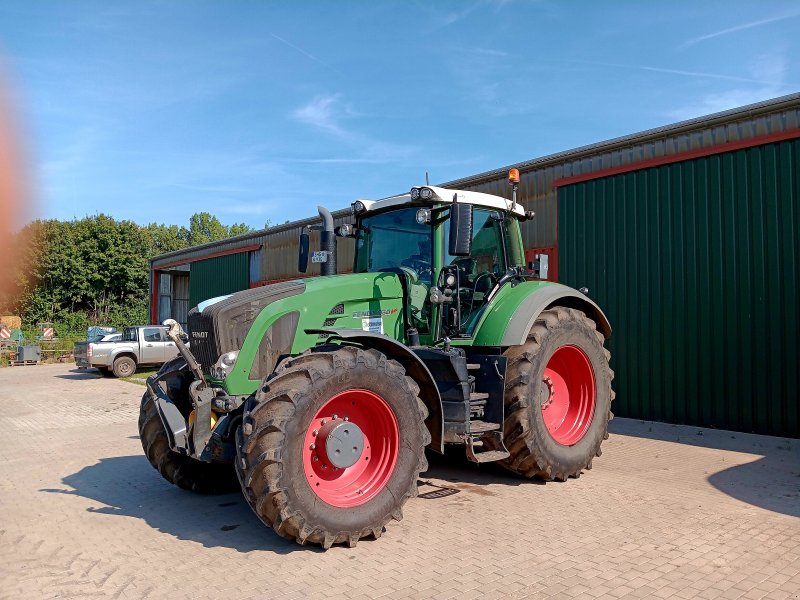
(468, 419, 500, 434)
(466, 430, 510, 464)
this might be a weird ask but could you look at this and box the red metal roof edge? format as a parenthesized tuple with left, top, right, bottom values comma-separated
(154, 243, 262, 270)
(440, 92, 800, 189)
(553, 128, 800, 188)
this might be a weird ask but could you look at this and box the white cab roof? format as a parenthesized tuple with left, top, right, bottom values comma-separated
(357, 185, 525, 217)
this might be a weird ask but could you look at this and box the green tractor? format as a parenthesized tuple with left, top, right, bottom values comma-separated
(140, 170, 614, 548)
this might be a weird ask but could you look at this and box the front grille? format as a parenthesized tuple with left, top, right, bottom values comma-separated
(187, 308, 220, 374)
(186, 281, 307, 377)
(330, 303, 344, 315)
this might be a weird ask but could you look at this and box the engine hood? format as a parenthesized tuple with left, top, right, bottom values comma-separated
(187, 272, 406, 395)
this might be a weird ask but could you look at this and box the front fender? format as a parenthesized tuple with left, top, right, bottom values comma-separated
(472, 282, 611, 347)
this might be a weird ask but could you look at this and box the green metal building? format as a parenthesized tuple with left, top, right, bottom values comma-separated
(151, 93, 800, 437)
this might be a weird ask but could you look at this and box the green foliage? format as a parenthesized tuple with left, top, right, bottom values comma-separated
(2, 212, 254, 337)
(186, 212, 252, 246)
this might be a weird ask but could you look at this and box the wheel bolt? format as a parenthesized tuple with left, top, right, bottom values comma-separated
(310, 444, 316, 450)
(321, 419, 326, 426)
(332, 414, 338, 420)
(343, 416, 349, 421)
(313, 456, 319, 462)
(312, 429, 318, 436)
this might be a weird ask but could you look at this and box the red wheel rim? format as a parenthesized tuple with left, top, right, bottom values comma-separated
(540, 345, 596, 446)
(302, 389, 399, 508)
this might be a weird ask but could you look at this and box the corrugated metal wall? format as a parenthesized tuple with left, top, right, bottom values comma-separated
(189, 252, 250, 307)
(152, 210, 355, 283)
(445, 94, 800, 251)
(558, 139, 799, 437)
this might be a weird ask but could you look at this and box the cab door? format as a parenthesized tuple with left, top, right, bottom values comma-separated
(140, 327, 167, 363)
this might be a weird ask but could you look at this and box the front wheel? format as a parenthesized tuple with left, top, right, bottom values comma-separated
(497, 307, 614, 481)
(236, 347, 430, 548)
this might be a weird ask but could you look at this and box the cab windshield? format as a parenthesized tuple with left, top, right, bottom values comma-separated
(354, 207, 433, 285)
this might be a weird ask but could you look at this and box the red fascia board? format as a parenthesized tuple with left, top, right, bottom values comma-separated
(150, 271, 159, 325)
(154, 244, 262, 270)
(553, 129, 800, 189)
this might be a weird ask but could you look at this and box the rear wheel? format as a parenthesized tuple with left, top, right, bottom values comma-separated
(112, 356, 136, 378)
(138, 358, 238, 494)
(497, 307, 614, 481)
(236, 347, 429, 548)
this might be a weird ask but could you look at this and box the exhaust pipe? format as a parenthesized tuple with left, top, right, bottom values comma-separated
(317, 206, 336, 276)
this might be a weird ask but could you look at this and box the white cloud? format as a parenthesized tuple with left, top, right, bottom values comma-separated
(665, 51, 792, 122)
(291, 94, 351, 137)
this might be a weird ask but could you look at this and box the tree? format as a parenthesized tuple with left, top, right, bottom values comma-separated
(4, 211, 257, 335)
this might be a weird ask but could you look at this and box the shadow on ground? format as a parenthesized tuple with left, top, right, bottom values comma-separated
(40, 450, 536, 553)
(610, 418, 800, 518)
(55, 369, 104, 380)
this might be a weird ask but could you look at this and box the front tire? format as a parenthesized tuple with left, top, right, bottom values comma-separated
(498, 307, 614, 481)
(236, 347, 429, 548)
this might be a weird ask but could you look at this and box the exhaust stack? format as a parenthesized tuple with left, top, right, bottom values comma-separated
(317, 205, 336, 276)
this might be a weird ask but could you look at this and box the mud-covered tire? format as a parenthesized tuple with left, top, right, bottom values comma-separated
(138, 358, 238, 494)
(236, 346, 430, 549)
(112, 356, 136, 378)
(497, 307, 614, 481)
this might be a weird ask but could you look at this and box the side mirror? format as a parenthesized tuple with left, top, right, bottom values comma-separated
(448, 202, 473, 257)
(298, 231, 310, 273)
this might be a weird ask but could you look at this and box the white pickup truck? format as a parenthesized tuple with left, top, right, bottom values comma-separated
(74, 325, 180, 377)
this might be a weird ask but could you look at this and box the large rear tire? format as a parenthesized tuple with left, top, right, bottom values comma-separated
(236, 347, 429, 548)
(497, 307, 614, 481)
(138, 358, 238, 494)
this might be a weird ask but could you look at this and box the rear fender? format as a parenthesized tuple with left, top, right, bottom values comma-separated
(473, 282, 611, 347)
(306, 328, 444, 453)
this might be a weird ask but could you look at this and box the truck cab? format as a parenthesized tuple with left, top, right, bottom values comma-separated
(76, 325, 180, 377)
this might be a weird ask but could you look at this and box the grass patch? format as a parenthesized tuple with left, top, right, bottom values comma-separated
(121, 366, 159, 386)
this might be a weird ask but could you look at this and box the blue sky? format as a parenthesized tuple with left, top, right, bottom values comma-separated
(1, 1, 798, 230)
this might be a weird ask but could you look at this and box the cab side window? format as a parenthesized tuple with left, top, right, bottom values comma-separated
(143, 328, 162, 343)
(443, 209, 505, 333)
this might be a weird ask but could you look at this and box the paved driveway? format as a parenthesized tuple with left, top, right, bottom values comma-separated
(1, 363, 798, 599)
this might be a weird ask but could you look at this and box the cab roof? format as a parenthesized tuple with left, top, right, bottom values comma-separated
(356, 185, 526, 217)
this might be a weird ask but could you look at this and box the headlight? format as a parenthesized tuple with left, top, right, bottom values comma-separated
(211, 350, 239, 379)
(335, 223, 354, 237)
(352, 200, 366, 215)
(419, 187, 434, 200)
(410, 187, 421, 200)
(416, 208, 431, 224)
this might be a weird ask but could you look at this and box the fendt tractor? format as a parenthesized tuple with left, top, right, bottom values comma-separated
(140, 169, 614, 548)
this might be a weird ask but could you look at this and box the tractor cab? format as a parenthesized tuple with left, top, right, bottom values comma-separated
(337, 171, 535, 343)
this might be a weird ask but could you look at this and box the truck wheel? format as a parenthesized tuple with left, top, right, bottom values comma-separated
(138, 359, 239, 494)
(236, 347, 429, 549)
(498, 307, 614, 481)
(112, 356, 136, 378)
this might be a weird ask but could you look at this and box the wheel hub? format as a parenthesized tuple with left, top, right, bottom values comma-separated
(318, 419, 365, 469)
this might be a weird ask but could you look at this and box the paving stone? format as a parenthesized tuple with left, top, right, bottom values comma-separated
(1, 363, 798, 600)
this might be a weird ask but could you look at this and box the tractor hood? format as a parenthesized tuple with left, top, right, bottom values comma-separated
(186, 272, 405, 395)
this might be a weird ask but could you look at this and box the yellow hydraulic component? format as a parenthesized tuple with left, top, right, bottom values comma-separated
(188, 409, 218, 430)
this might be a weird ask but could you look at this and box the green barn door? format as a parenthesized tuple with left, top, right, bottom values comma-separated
(189, 252, 250, 308)
(558, 139, 799, 437)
